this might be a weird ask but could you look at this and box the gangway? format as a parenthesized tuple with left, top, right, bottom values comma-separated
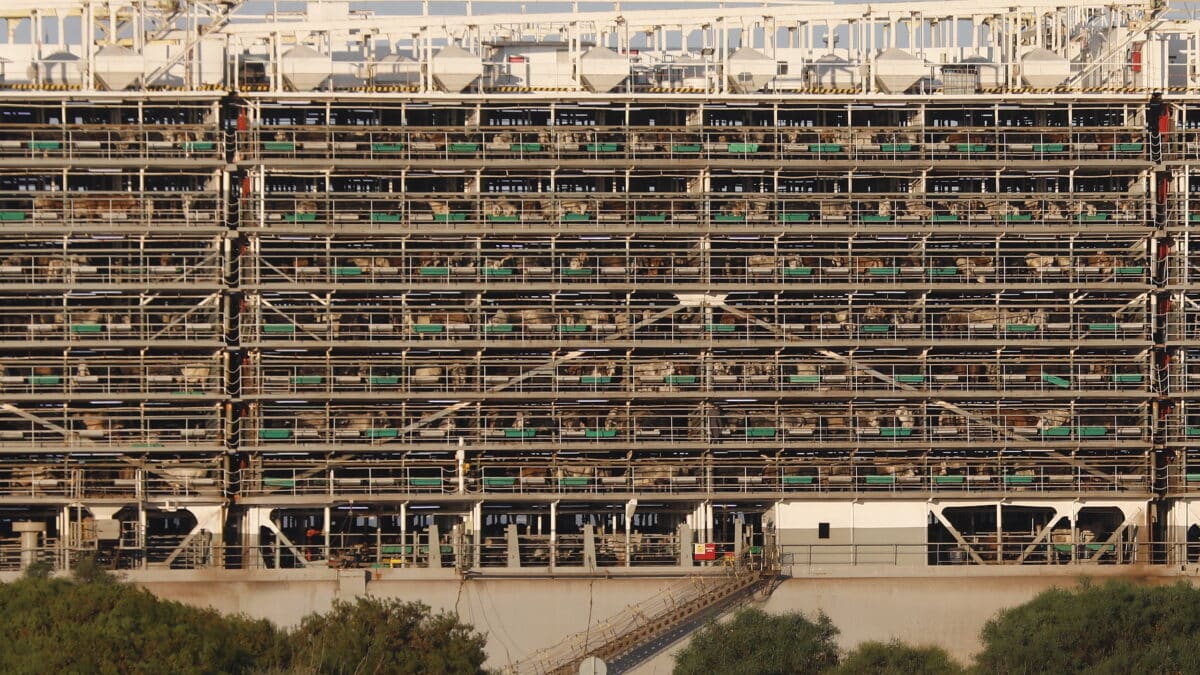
(509, 557, 779, 675)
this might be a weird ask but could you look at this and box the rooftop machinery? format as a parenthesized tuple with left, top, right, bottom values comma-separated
(0, 0, 1185, 95)
(0, 0, 1199, 573)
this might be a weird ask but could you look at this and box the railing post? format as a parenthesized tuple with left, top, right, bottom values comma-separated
(505, 523, 520, 569)
(428, 523, 442, 568)
(678, 523, 692, 568)
(582, 522, 597, 570)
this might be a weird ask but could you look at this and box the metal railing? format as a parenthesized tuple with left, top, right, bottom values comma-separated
(0, 405, 223, 449)
(0, 239, 223, 286)
(781, 540, 1149, 566)
(1161, 300, 1200, 342)
(237, 458, 1154, 498)
(240, 125, 1150, 164)
(9, 539, 1200, 574)
(0, 125, 223, 160)
(244, 243, 1153, 288)
(243, 400, 1151, 444)
(0, 463, 225, 500)
(241, 299, 1152, 345)
(242, 355, 1152, 396)
(0, 191, 224, 230)
(242, 191, 1151, 232)
(0, 356, 225, 397)
(0, 295, 223, 344)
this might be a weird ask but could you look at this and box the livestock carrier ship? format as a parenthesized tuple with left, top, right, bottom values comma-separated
(1, 0, 1199, 669)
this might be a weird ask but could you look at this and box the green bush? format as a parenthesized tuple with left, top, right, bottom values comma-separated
(975, 579, 1200, 674)
(834, 640, 963, 675)
(0, 571, 285, 674)
(290, 596, 489, 674)
(673, 607, 839, 675)
(0, 563, 488, 675)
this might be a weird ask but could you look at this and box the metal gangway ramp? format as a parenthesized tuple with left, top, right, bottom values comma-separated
(508, 559, 778, 675)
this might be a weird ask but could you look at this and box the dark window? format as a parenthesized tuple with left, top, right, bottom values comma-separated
(818, 522, 830, 539)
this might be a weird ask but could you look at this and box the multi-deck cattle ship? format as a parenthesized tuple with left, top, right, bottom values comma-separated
(2, 0, 1200, 670)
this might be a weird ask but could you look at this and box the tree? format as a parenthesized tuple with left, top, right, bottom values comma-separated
(289, 596, 490, 675)
(672, 607, 839, 675)
(833, 640, 963, 675)
(0, 566, 489, 675)
(0, 566, 287, 674)
(975, 579, 1200, 674)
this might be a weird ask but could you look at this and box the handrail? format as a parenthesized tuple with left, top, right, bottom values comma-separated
(231, 458, 1154, 498)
